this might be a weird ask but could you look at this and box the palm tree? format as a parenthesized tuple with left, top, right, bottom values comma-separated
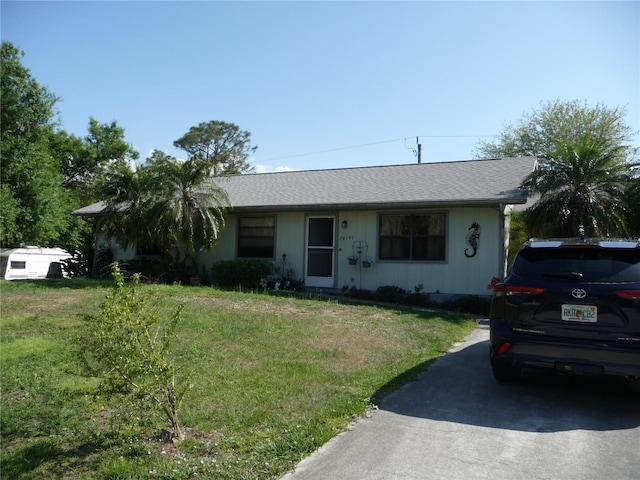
(97, 153, 230, 279)
(98, 159, 156, 251)
(144, 154, 230, 271)
(626, 170, 640, 236)
(522, 134, 632, 237)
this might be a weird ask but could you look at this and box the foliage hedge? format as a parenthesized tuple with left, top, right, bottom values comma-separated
(196, 261, 491, 315)
(211, 259, 274, 288)
(343, 285, 490, 316)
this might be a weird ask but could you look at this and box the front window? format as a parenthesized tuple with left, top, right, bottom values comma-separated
(379, 213, 446, 261)
(238, 216, 275, 258)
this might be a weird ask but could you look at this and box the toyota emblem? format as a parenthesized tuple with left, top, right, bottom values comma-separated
(572, 289, 587, 299)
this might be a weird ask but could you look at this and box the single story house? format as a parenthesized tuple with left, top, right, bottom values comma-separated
(74, 157, 536, 297)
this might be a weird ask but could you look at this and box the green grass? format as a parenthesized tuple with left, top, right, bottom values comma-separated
(0, 279, 477, 479)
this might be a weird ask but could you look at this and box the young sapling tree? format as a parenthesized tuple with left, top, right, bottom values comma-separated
(79, 263, 189, 442)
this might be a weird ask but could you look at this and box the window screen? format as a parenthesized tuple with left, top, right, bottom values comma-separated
(379, 213, 446, 261)
(238, 216, 275, 258)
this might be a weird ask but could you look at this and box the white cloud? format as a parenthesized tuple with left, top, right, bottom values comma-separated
(253, 164, 297, 174)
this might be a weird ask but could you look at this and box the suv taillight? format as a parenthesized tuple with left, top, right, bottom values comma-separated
(494, 284, 545, 297)
(615, 291, 640, 300)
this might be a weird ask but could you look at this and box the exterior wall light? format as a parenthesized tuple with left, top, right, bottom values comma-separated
(341, 220, 348, 228)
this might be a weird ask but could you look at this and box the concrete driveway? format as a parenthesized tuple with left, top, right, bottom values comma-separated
(283, 322, 640, 480)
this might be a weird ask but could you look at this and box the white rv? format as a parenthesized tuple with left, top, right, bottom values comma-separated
(0, 247, 72, 280)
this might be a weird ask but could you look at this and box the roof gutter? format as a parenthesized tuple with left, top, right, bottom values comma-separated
(227, 197, 528, 213)
(74, 195, 529, 216)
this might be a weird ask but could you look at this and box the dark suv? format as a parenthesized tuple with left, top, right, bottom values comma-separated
(489, 238, 640, 382)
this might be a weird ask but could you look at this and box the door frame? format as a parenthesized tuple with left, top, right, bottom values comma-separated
(304, 215, 336, 288)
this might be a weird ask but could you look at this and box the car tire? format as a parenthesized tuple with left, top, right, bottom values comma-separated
(491, 362, 521, 382)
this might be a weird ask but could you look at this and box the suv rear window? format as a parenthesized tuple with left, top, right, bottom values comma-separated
(511, 247, 640, 283)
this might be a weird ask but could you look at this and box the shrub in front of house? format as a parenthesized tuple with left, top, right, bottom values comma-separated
(342, 284, 486, 315)
(211, 259, 274, 289)
(373, 285, 407, 304)
(259, 275, 305, 291)
(127, 256, 170, 282)
(350, 287, 375, 300)
(438, 295, 490, 316)
(403, 292, 431, 307)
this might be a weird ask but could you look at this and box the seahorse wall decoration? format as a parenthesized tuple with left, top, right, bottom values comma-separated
(465, 222, 480, 258)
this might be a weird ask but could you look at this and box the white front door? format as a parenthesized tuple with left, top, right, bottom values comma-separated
(305, 216, 335, 288)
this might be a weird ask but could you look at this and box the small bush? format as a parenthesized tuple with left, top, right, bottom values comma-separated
(61, 249, 91, 278)
(126, 256, 170, 281)
(374, 285, 406, 303)
(439, 295, 490, 316)
(404, 292, 431, 307)
(259, 274, 304, 291)
(94, 247, 115, 278)
(349, 287, 374, 300)
(211, 259, 274, 289)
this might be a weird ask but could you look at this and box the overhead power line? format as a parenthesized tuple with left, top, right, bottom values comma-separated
(259, 138, 405, 162)
(257, 134, 495, 163)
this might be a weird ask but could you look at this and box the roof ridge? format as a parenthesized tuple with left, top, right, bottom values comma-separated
(241, 156, 535, 177)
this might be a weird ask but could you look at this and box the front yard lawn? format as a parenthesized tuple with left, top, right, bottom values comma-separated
(0, 280, 477, 479)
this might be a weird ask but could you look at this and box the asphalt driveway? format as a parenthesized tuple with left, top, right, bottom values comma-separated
(283, 322, 640, 480)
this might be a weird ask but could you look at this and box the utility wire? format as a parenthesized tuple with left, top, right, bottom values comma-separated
(258, 138, 405, 162)
(257, 134, 495, 163)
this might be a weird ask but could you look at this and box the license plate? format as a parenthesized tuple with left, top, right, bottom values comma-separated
(561, 304, 597, 323)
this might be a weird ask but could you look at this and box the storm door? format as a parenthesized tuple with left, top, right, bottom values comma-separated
(305, 216, 335, 288)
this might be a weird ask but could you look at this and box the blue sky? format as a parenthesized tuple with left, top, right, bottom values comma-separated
(2, 1, 638, 172)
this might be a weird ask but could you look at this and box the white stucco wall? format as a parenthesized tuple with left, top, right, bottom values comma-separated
(195, 212, 307, 281)
(336, 207, 502, 296)
(195, 206, 507, 297)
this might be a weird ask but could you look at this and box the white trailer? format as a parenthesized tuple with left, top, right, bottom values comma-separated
(0, 247, 72, 280)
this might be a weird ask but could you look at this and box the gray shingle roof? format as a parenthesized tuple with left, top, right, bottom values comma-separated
(73, 157, 536, 215)
(218, 157, 536, 212)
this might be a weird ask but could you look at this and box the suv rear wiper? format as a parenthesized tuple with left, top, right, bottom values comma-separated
(543, 272, 584, 280)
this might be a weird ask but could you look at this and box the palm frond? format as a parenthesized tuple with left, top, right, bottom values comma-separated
(524, 134, 633, 237)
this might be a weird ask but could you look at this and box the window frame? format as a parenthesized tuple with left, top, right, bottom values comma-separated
(377, 211, 447, 262)
(236, 215, 276, 259)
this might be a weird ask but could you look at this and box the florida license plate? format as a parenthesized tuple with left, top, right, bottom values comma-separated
(561, 304, 597, 323)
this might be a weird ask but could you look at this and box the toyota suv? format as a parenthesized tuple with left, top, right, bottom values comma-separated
(489, 238, 640, 382)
